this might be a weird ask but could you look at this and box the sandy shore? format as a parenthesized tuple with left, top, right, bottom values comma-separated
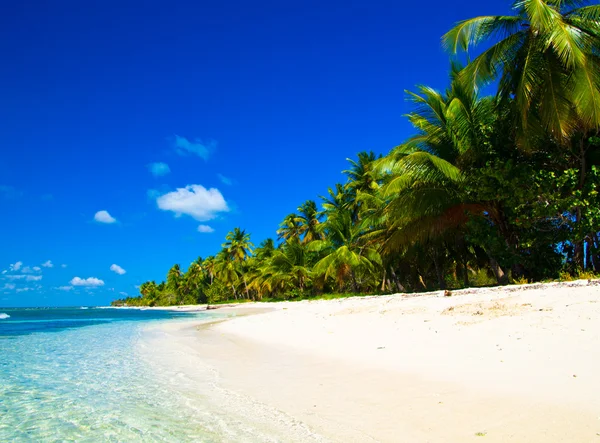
(146, 281, 600, 442)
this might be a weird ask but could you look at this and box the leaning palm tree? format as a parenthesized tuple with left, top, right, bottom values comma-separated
(372, 65, 512, 284)
(444, 1, 600, 268)
(443, 0, 600, 145)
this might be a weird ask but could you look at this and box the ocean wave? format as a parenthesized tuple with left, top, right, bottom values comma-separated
(0, 313, 10, 319)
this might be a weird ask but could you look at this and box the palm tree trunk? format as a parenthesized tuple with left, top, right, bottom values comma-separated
(431, 250, 446, 290)
(231, 285, 237, 300)
(389, 267, 406, 292)
(351, 271, 359, 293)
(487, 252, 508, 285)
(380, 269, 387, 292)
(574, 136, 587, 270)
(243, 277, 251, 300)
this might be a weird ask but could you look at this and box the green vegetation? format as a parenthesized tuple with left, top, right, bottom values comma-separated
(112, 0, 600, 307)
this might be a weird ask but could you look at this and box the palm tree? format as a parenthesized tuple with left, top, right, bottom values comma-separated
(223, 227, 254, 261)
(254, 238, 276, 261)
(309, 209, 381, 292)
(182, 257, 206, 303)
(277, 213, 303, 243)
(295, 200, 323, 243)
(320, 183, 353, 216)
(222, 228, 254, 298)
(343, 151, 380, 221)
(214, 249, 240, 299)
(444, 1, 600, 268)
(372, 65, 514, 284)
(443, 0, 600, 144)
(203, 256, 216, 285)
(262, 240, 313, 295)
(166, 264, 183, 304)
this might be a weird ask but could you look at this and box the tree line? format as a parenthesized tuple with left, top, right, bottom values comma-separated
(113, 1, 600, 307)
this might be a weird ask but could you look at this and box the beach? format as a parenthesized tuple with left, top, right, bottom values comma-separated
(144, 281, 600, 442)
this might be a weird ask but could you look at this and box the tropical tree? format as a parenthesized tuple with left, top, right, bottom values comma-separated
(343, 151, 380, 221)
(277, 213, 303, 243)
(166, 264, 183, 304)
(222, 228, 254, 298)
(443, 0, 600, 267)
(295, 200, 323, 243)
(309, 209, 381, 292)
(443, 0, 600, 144)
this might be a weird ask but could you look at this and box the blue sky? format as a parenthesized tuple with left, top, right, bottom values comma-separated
(0, 0, 510, 307)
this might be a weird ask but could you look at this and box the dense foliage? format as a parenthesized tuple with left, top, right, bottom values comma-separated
(113, 0, 600, 307)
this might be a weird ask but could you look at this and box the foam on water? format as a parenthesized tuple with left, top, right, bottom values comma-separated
(0, 313, 9, 319)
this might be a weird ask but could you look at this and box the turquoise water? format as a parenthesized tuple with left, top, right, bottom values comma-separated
(0, 307, 221, 442)
(0, 307, 326, 443)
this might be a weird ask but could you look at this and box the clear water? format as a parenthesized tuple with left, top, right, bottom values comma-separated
(0, 307, 223, 442)
(0, 307, 326, 442)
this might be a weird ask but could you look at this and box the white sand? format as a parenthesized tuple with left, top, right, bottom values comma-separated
(148, 281, 600, 442)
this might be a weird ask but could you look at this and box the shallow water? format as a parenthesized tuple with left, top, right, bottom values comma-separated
(0, 308, 223, 442)
(0, 307, 326, 442)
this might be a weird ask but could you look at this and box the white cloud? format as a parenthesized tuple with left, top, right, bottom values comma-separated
(33, 266, 41, 271)
(5, 275, 26, 280)
(2, 283, 15, 290)
(16, 287, 33, 293)
(119, 291, 128, 296)
(156, 185, 229, 221)
(10, 261, 23, 272)
(94, 210, 117, 224)
(26, 275, 42, 282)
(197, 224, 215, 233)
(41, 260, 53, 268)
(1, 270, 6, 275)
(56, 286, 73, 291)
(147, 162, 171, 177)
(70, 277, 105, 287)
(170, 135, 214, 160)
(61, 264, 67, 268)
(110, 264, 126, 275)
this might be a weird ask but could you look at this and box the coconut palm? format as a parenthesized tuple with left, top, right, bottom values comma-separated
(166, 264, 183, 304)
(309, 209, 381, 292)
(277, 213, 303, 243)
(343, 151, 381, 221)
(295, 200, 323, 243)
(251, 240, 313, 297)
(373, 66, 515, 284)
(443, 0, 600, 144)
(222, 228, 254, 262)
(222, 228, 254, 298)
(203, 256, 216, 285)
(214, 249, 240, 299)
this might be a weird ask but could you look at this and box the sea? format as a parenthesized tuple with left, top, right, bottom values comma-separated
(0, 307, 226, 442)
(0, 307, 322, 443)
